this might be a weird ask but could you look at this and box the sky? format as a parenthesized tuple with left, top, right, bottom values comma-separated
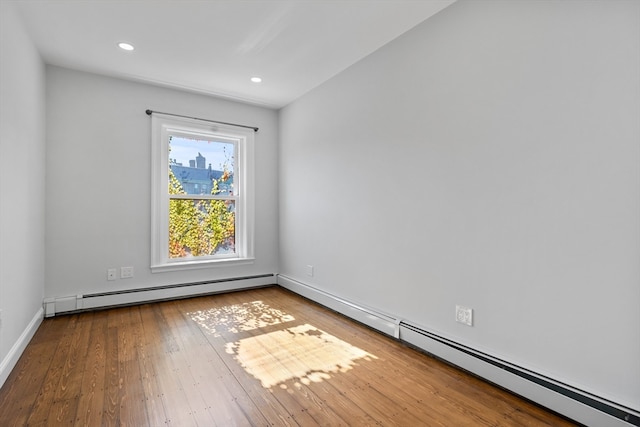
(169, 136, 235, 172)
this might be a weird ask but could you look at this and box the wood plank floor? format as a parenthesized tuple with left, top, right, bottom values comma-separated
(0, 286, 577, 426)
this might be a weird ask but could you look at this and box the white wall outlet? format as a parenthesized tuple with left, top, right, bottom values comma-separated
(306, 265, 314, 277)
(107, 268, 117, 281)
(121, 266, 134, 279)
(456, 305, 473, 326)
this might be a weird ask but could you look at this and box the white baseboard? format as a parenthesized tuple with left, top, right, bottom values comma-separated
(400, 323, 638, 427)
(45, 274, 276, 316)
(276, 274, 398, 337)
(0, 307, 43, 389)
(277, 274, 639, 427)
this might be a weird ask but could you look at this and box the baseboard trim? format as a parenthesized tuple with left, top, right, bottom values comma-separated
(0, 307, 43, 389)
(400, 322, 639, 427)
(277, 274, 639, 427)
(276, 274, 398, 338)
(45, 274, 276, 316)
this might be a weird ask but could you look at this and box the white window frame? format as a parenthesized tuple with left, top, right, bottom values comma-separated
(151, 113, 255, 272)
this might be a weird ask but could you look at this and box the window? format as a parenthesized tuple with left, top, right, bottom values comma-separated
(151, 113, 254, 272)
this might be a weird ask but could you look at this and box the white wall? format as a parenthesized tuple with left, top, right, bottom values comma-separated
(45, 67, 279, 300)
(0, 2, 46, 384)
(279, 0, 639, 411)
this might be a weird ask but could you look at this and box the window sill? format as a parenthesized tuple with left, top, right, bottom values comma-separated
(151, 257, 255, 273)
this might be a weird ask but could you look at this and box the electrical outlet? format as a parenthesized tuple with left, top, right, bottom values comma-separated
(306, 265, 314, 277)
(121, 266, 134, 279)
(456, 305, 473, 326)
(107, 268, 117, 281)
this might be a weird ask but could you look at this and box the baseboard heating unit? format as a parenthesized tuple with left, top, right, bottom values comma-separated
(276, 274, 640, 427)
(399, 322, 639, 427)
(44, 274, 275, 316)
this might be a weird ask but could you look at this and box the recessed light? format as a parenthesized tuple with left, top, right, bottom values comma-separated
(250, 77, 262, 83)
(118, 42, 135, 51)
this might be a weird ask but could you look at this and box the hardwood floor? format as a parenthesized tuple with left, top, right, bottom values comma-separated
(0, 286, 576, 426)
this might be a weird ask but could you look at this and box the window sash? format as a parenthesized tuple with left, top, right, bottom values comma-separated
(169, 194, 237, 201)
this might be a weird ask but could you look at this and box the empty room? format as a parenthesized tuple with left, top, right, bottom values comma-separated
(0, 0, 638, 426)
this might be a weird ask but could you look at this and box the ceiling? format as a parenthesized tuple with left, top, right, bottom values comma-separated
(14, 0, 455, 109)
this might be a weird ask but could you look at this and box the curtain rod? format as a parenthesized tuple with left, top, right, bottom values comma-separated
(145, 109, 258, 132)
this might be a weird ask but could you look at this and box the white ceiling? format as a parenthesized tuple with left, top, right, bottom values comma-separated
(14, 0, 455, 109)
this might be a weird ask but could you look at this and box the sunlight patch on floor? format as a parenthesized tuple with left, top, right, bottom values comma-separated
(188, 300, 295, 337)
(226, 323, 377, 388)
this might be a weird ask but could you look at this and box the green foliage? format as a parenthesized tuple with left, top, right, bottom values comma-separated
(168, 169, 235, 258)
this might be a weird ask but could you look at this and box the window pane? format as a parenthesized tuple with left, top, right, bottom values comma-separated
(169, 199, 236, 258)
(169, 136, 235, 196)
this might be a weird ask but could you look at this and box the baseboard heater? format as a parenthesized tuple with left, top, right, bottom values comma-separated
(276, 274, 399, 338)
(399, 322, 638, 427)
(277, 275, 639, 427)
(44, 274, 276, 316)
